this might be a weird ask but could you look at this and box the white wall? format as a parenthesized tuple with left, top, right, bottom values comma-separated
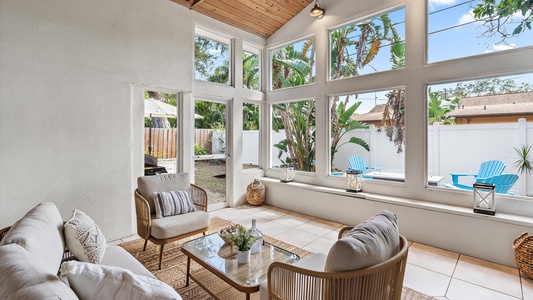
(0, 0, 194, 240)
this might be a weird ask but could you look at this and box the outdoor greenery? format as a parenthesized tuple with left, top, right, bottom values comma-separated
(271, 37, 315, 90)
(144, 91, 177, 128)
(194, 144, 208, 156)
(194, 35, 229, 84)
(272, 101, 316, 172)
(195, 100, 226, 129)
(243, 51, 260, 90)
(243, 103, 260, 131)
(428, 89, 460, 125)
(473, 0, 533, 43)
(514, 145, 533, 175)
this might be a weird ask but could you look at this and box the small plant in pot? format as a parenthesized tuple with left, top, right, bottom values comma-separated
(221, 224, 259, 264)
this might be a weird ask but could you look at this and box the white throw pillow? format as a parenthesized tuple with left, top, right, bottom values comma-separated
(0, 243, 79, 299)
(325, 210, 400, 272)
(153, 190, 196, 219)
(60, 261, 182, 300)
(64, 209, 106, 264)
(0, 202, 65, 275)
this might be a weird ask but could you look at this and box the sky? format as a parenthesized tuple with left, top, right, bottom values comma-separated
(196, 1, 532, 114)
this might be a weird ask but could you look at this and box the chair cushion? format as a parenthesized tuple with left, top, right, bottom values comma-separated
(150, 211, 210, 240)
(137, 173, 191, 213)
(153, 190, 196, 219)
(0, 202, 65, 275)
(325, 210, 399, 272)
(64, 209, 107, 264)
(60, 261, 182, 300)
(101, 246, 155, 278)
(0, 243, 79, 299)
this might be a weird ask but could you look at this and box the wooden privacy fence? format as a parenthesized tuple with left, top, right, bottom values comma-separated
(144, 128, 213, 159)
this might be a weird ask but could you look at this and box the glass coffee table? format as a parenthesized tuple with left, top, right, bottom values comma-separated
(181, 232, 300, 300)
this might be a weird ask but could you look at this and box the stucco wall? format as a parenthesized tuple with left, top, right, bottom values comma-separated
(0, 0, 194, 240)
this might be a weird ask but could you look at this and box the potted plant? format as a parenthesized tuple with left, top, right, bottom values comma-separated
(221, 224, 259, 264)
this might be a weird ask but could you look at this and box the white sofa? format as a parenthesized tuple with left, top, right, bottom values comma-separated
(0, 202, 181, 299)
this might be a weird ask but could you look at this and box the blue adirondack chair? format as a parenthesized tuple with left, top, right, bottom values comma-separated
(445, 173, 519, 194)
(450, 160, 505, 189)
(347, 155, 381, 174)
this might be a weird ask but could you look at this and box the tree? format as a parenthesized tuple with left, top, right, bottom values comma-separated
(243, 52, 259, 90)
(271, 38, 315, 90)
(450, 77, 533, 97)
(473, 0, 533, 44)
(330, 98, 369, 168)
(380, 89, 406, 153)
(243, 103, 259, 131)
(428, 89, 460, 125)
(272, 101, 316, 172)
(194, 101, 226, 129)
(194, 35, 229, 83)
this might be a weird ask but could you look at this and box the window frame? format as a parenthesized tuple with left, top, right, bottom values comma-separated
(268, 34, 317, 91)
(194, 28, 233, 86)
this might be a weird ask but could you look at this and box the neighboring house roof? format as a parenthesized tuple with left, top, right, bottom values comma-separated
(448, 91, 533, 118)
(353, 92, 533, 123)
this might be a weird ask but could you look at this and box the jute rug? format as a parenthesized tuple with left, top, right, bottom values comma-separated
(119, 217, 437, 300)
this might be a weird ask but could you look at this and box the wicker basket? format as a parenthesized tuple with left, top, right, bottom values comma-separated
(246, 179, 265, 206)
(513, 232, 533, 279)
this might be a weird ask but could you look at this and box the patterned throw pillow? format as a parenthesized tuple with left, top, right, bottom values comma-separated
(64, 209, 106, 264)
(153, 190, 196, 219)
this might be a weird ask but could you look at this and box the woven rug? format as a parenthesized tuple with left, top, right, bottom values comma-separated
(119, 217, 436, 300)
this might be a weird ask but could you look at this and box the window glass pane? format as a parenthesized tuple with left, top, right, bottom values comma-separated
(330, 8, 405, 80)
(271, 100, 316, 173)
(330, 89, 406, 181)
(428, 73, 533, 195)
(243, 51, 260, 90)
(243, 102, 260, 169)
(194, 35, 230, 85)
(270, 37, 316, 90)
(428, 0, 533, 63)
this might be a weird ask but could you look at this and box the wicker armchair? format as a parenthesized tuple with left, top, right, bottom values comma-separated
(135, 173, 210, 269)
(266, 227, 409, 300)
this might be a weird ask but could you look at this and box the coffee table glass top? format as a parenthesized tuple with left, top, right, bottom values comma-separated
(182, 232, 300, 287)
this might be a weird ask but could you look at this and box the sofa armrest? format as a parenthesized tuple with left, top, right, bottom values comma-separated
(190, 183, 208, 212)
(134, 189, 152, 240)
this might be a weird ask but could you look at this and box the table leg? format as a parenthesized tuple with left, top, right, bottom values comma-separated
(186, 257, 190, 287)
(246, 293, 250, 300)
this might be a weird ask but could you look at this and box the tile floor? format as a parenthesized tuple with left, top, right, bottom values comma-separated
(207, 205, 533, 300)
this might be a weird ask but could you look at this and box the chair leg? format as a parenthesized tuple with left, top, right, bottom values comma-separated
(158, 244, 165, 270)
(143, 239, 148, 251)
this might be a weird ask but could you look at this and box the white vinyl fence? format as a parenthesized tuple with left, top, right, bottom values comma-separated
(257, 119, 532, 196)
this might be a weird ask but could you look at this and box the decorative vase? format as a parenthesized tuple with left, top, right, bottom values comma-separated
(249, 219, 263, 254)
(237, 249, 251, 264)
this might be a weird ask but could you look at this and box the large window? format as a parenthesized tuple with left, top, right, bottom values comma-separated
(330, 7, 405, 80)
(428, 0, 533, 62)
(194, 34, 230, 85)
(243, 102, 260, 169)
(329, 89, 406, 180)
(271, 100, 316, 173)
(270, 37, 316, 90)
(428, 73, 533, 195)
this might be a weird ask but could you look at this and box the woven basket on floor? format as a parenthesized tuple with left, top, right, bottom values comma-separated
(246, 179, 265, 206)
(513, 232, 533, 279)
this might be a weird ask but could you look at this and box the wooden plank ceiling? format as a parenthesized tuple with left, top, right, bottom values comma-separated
(171, 0, 314, 38)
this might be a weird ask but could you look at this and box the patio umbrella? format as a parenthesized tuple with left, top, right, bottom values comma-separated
(144, 99, 177, 155)
(144, 99, 203, 155)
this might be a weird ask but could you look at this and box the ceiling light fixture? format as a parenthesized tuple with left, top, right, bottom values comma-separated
(310, 0, 325, 19)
